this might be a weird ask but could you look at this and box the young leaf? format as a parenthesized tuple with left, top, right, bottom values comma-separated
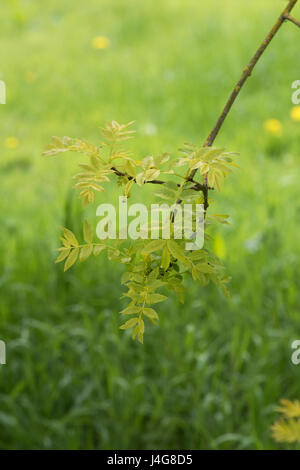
(80, 244, 93, 262)
(83, 219, 93, 244)
(64, 247, 79, 271)
(161, 245, 170, 271)
(196, 262, 215, 274)
(146, 293, 167, 305)
(55, 248, 70, 263)
(167, 239, 187, 263)
(120, 317, 139, 330)
(192, 266, 200, 281)
(141, 239, 165, 255)
(62, 227, 78, 247)
(93, 245, 106, 256)
(121, 306, 141, 315)
(137, 318, 144, 344)
(143, 308, 159, 320)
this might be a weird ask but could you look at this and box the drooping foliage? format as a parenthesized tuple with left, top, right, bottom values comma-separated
(44, 120, 237, 343)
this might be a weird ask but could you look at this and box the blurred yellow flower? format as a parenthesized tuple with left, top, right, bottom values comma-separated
(24, 71, 37, 83)
(213, 234, 226, 260)
(91, 36, 110, 49)
(263, 119, 282, 136)
(4, 137, 19, 149)
(290, 106, 300, 122)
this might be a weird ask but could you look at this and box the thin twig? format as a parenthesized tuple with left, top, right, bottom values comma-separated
(284, 14, 300, 28)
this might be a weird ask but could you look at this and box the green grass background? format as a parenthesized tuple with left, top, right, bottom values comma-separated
(0, 0, 300, 449)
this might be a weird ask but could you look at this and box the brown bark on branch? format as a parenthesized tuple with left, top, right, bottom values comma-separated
(110, 166, 212, 193)
(189, 0, 299, 186)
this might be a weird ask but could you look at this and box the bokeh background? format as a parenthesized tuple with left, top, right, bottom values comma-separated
(0, 0, 300, 450)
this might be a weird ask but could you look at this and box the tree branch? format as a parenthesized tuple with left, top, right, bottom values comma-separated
(116, 0, 298, 215)
(189, 0, 299, 187)
(110, 166, 212, 193)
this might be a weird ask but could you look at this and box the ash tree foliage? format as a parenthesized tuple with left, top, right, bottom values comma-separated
(44, 0, 300, 344)
(44, 121, 236, 343)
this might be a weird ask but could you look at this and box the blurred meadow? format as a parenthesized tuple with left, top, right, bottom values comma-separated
(0, 0, 300, 449)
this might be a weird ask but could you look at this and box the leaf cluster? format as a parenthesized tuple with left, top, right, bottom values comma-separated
(46, 121, 237, 343)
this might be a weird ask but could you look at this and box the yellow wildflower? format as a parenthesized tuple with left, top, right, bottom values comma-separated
(290, 106, 300, 122)
(263, 119, 282, 136)
(91, 36, 110, 50)
(4, 137, 19, 149)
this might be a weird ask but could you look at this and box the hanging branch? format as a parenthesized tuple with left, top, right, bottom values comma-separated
(284, 14, 300, 27)
(45, 0, 300, 343)
(188, 0, 299, 205)
(111, 1, 299, 211)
